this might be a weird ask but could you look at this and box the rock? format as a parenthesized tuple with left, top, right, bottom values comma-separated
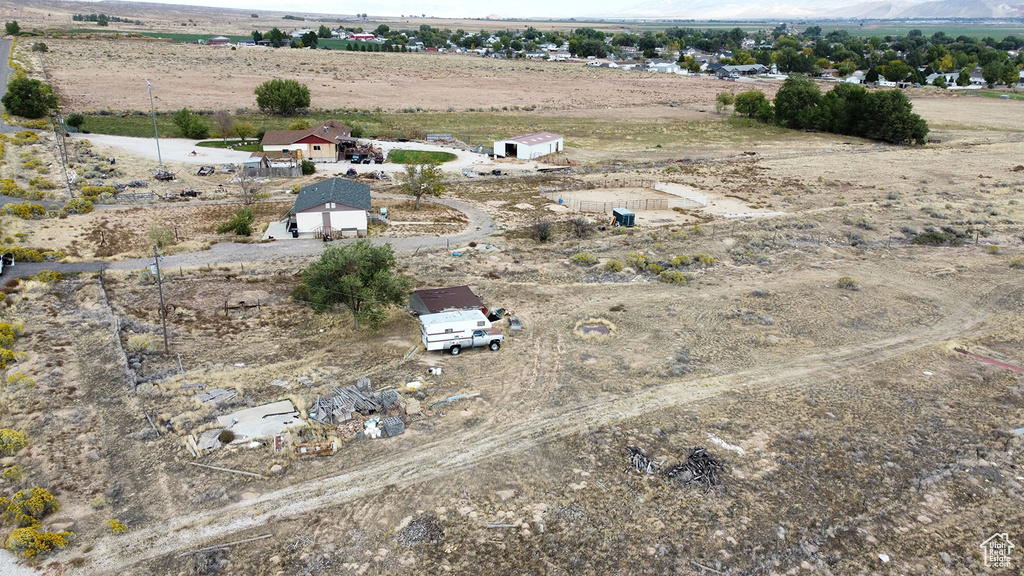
(939, 552, 951, 567)
(49, 522, 74, 532)
(270, 464, 284, 475)
(878, 553, 890, 563)
(297, 377, 313, 386)
(269, 555, 281, 566)
(495, 490, 516, 501)
(269, 379, 289, 388)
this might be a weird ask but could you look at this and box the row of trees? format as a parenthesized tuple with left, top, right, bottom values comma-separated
(724, 75, 929, 145)
(71, 13, 141, 26)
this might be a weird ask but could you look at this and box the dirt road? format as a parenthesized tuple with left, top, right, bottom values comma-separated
(81, 279, 1018, 574)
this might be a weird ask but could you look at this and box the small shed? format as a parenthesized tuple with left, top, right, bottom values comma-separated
(290, 177, 371, 238)
(493, 132, 563, 160)
(409, 285, 486, 316)
(613, 208, 635, 227)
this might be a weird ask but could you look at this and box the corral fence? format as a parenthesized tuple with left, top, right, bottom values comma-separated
(116, 192, 154, 202)
(578, 198, 669, 213)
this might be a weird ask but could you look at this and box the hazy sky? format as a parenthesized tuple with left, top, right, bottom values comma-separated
(92, 0, 835, 19)
(94, 0, 739, 20)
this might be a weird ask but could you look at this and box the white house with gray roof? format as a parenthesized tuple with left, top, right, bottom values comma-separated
(289, 177, 371, 238)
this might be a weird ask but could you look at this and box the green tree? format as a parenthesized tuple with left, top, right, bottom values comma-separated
(64, 112, 85, 130)
(1, 77, 57, 119)
(97, 13, 108, 26)
(302, 31, 319, 48)
(773, 74, 821, 129)
(254, 78, 311, 114)
(234, 121, 257, 143)
(318, 25, 332, 38)
(294, 241, 414, 329)
(955, 67, 972, 87)
(400, 163, 446, 210)
(216, 207, 255, 235)
(4, 21, 19, 36)
(733, 90, 767, 118)
(171, 107, 210, 139)
(714, 91, 734, 113)
(860, 90, 928, 144)
(880, 59, 912, 82)
(1001, 64, 1019, 87)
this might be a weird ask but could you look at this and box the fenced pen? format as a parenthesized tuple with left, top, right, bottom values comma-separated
(540, 179, 707, 214)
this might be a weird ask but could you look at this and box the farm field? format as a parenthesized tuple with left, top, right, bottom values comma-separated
(0, 2, 1023, 576)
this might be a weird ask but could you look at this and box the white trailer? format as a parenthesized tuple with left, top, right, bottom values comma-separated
(420, 310, 504, 355)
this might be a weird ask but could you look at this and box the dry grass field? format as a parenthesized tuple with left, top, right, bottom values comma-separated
(0, 3, 1022, 575)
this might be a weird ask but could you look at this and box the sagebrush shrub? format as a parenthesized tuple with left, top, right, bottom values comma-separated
(570, 252, 597, 266)
(604, 259, 623, 273)
(0, 429, 27, 456)
(837, 276, 861, 291)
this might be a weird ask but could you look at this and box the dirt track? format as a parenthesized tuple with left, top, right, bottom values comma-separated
(81, 279, 1019, 574)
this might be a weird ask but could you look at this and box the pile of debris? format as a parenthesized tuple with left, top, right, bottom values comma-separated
(153, 169, 175, 181)
(625, 445, 725, 490)
(666, 446, 725, 489)
(627, 445, 662, 475)
(197, 166, 216, 176)
(112, 179, 148, 191)
(309, 378, 399, 425)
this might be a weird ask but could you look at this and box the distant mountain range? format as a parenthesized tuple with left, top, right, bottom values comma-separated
(610, 0, 1024, 20)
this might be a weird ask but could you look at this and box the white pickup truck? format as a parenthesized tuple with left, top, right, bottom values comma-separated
(420, 310, 504, 355)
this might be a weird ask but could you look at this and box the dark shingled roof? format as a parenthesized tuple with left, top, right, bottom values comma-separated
(409, 285, 484, 315)
(291, 178, 371, 213)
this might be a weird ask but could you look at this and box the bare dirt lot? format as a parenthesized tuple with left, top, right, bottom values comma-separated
(0, 4, 1023, 576)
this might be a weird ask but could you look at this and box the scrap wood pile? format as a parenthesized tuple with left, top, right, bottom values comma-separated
(627, 445, 663, 475)
(626, 445, 725, 490)
(310, 378, 400, 425)
(666, 446, 725, 489)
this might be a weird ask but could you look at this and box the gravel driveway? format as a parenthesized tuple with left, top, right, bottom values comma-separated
(2, 194, 494, 279)
(79, 134, 539, 175)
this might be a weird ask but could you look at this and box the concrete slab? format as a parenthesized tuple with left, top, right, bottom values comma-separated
(217, 400, 301, 440)
(263, 220, 289, 240)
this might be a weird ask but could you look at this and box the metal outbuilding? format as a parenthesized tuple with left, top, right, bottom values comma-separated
(493, 132, 563, 160)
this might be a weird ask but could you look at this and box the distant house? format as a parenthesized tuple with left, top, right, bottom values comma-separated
(493, 132, 564, 160)
(349, 32, 375, 41)
(261, 120, 353, 163)
(207, 36, 231, 46)
(289, 178, 371, 238)
(647, 60, 681, 74)
(715, 64, 768, 78)
(409, 286, 487, 316)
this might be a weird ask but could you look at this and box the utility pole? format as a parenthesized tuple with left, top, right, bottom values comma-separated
(146, 78, 163, 167)
(153, 245, 169, 355)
